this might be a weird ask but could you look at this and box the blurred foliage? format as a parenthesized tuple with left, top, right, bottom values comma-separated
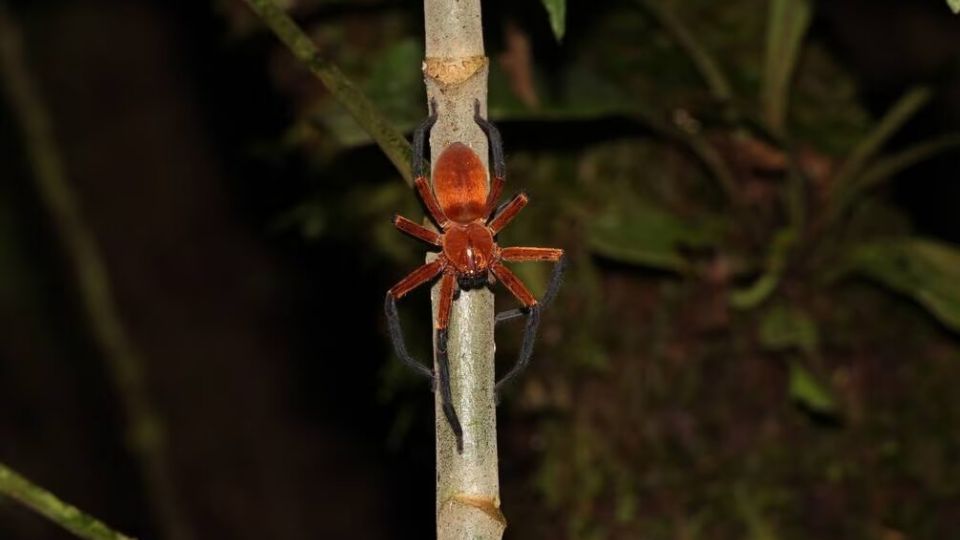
(844, 239, 960, 332)
(233, 0, 960, 537)
(540, 0, 566, 41)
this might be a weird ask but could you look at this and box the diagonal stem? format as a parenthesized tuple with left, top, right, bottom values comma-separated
(242, 0, 415, 184)
(0, 462, 135, 540)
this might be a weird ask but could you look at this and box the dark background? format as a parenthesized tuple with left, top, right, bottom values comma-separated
(1, 0, 959, 538)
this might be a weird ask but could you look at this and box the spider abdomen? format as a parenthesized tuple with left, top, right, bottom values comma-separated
(433, 142, 488, 223)
(443, 222, 496, 277)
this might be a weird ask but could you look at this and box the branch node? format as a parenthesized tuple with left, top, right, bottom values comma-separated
(440, 493, 507, 528)
(424, 56, 488, 87)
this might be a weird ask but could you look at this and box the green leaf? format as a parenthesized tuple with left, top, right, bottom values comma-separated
(762, 0, 812, 133)
(587, 200, 723, 272)
(759, 305, 819, 355)
(788, 360, 836, 414)
(847, 238, 960, 332)
(949, 0, 960, 14)
(541, 0, 566, 41)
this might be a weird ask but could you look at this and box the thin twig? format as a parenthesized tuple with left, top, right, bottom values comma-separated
(243, 0, 415, 184)
(423, 1, 505, 538)
(0, 462, 135, 540)
(0, 6, 191, 540)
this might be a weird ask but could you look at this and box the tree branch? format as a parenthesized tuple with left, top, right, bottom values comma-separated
(423, 1, 505, 538)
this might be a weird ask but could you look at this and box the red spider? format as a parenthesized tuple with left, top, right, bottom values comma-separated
(384, 101, 566, 453)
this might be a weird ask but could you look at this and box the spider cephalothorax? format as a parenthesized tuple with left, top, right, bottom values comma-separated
(385, 100, 566, 453)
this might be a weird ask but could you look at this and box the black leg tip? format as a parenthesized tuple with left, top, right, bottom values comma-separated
(442, 402, 464, 454)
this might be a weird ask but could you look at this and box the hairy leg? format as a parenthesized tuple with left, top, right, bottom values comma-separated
(384, 259, 445, 379)
(474, 100, 506, 219)
(384, 294, 433, 380)
(501, 247, 564, 262)
(411, 100, 449, 228)
(434, 272, 464, 453)
(492, 255, 568, 396)
(388, 258, 444, 299)
(488, 192, 529, 234)
(495, 304, 541, 396)
(495, 253, 566, 325)
(415, 177, 449, 229)
(473, 100, 505, 183)
(393, 214, 441, 246)
(490, 262, 537, 308)
(412, 98, 438, 179)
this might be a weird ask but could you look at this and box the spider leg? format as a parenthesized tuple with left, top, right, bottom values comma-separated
(489, 257, 567, 396)
(435, 271, 464, 453)
(490, 262, 537, 311)
(393, 215, 441, 246)
(415, 177, 450, 229)
(474, 100, 506, 218)
(411, 100, 450, 229)
(495, 252, 567, 325)
(388, 258, 445, 299)
(501, 247, 565, 262)
(485, 179, 505, 220)
(384, 259, 445, 380)
(412, 99, 438, 179)
(474, 100, 505, 182)
(488, 192, 529, 234)
(496, 304, 541, 397)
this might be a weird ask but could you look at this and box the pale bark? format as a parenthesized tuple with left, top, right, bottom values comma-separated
(423, 1, 506, 538)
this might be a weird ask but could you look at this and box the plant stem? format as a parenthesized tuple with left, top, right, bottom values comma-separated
(0, 6, 191, 540)
(0, 462, 135, 540)
(423, 1, 505, 538)
(830, 87, 932, 201)
(242, 0, 415, 184)
(824, 86, 933, 224)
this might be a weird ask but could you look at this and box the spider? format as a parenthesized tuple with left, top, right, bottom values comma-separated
(384, 100, 566, 453)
